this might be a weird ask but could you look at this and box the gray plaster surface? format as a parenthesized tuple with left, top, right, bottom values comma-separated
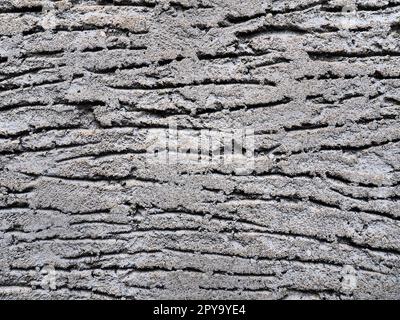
(0, 0, 400, 300)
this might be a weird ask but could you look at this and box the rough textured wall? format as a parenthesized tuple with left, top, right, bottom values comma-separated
(0, 0, 400, 300)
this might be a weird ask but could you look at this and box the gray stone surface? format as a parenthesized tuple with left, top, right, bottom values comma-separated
(0, 0, 400, 300)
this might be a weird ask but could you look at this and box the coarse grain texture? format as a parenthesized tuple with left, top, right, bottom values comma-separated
(0, 0, 399, 300)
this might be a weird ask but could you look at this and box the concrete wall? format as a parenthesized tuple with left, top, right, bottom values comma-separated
(0, 0, 399, 299)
